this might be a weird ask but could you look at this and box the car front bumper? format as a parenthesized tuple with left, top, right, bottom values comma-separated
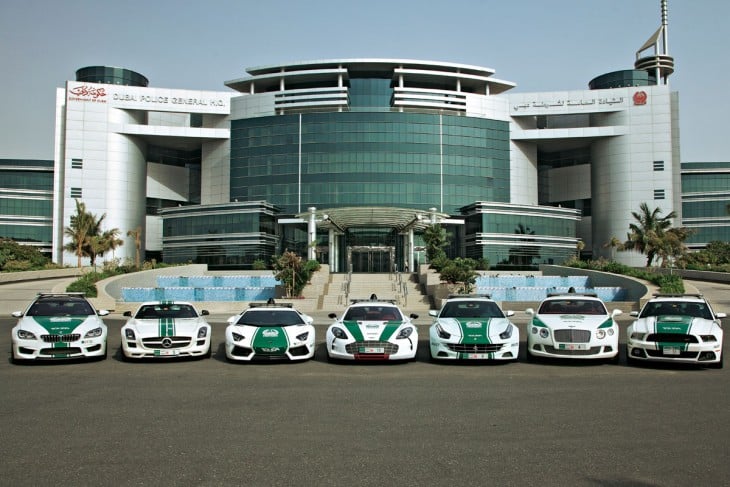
(327, 337, 417, 361)
(429, 331, 519, 360)
(627, 339, 722, 365)
(122, 337, 210, 359)
(12, 336, 106, 361)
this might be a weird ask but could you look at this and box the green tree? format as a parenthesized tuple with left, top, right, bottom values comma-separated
(271, 252, 320, 298)
(439, 257, 478, 294)
(63, 199, 106, 268)
(423, 224, 449, 270)
(623, 203, 678, 267)
(0, 239, 51, 271)
(127, 226, 142, 270)
(603, 236, 624, 261)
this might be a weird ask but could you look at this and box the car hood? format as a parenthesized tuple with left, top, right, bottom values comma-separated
(435, 317, 512, 342)
(630, 315, 720, 335)
(16, 315, 103, 335)
(532, 314, 614, 330)
(124, 317, 208, 337)
(338, 320, 409, 341)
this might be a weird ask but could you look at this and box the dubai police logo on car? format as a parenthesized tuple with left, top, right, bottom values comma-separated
(262, 329, 279, 338)
(466, 321, 481, 328)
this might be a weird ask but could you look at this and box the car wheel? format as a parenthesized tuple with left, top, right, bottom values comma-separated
(203, 344, 212, 359)
(120, 342, 130, 362)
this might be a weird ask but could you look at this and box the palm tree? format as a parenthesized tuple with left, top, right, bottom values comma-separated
(101, 228, 124, 260)
(603, 236, 624, 261)
(63, 200, 106, 268)
(623, 202, 677, 267)
(127, 226, 142, 269)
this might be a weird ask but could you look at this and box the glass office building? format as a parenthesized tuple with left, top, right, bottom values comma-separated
(681, 162, 730, 249)
(44, 56, 685, 270)
(0, 159, 54, 254)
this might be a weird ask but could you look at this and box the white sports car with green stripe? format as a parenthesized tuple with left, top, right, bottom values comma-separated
(326, 295, 418, 361)
(627, 294, 725, 368)
(525, 293, 621, 362)
(121, 301, 212, 359)
(429, 295, 519, 361)
(11, 293, 109, 363)
(225, 301, 315, 361)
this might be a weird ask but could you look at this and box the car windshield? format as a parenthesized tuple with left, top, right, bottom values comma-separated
(538, 299, 607, 315)
(27, 299, 95, 317)
(344, 306, 402, 321)
(640, 301, 713, 319)
(236, 310, 305, 326)
(135, 304, 198, 319)
(440, 301, 504, 319)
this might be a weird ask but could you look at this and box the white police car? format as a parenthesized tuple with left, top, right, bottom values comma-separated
(525, 292, 621, 362)
(11, 292, 109, 363)
(627, 294, 724, 368)
(326, 294, 418, 361)
(429, 294, 518, 361)
(121, 301, 212, 359)
(225, 300, 315, 361)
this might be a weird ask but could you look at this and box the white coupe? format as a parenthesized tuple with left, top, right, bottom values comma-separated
(326, 294, 418, 362)
(627, 294, 724, 368)
(121, 301, 212, 359)
(429, 294, 519, 361)
(525, 292, 622, 362)
(225, 300, 315, 361)
(11, 292, 109, 363)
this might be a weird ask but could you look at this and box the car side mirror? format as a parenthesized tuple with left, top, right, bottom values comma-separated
(97, 309, 110, 316)
(328, 313, 337, 319)
(201, 310, 210, 316)
(123, 311, 132, 317)
(410, 313, 419, 319)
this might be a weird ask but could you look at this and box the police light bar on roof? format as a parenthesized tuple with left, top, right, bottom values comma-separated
(446, 294, 491, 299)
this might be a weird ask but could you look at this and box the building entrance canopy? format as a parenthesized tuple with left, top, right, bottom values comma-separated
(293, 206, 452, 233)
(281, 206, 462, 272)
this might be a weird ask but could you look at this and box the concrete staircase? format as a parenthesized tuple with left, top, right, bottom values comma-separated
(301, 266, 432, 316)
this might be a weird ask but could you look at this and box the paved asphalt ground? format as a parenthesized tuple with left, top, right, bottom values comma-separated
(1, 278, 729, 486)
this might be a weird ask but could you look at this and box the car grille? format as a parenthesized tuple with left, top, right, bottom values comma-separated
(345, 341, 399, 355)
(40, 347, 81, 356)
(289, 345, 309, 357)
(544, 346, 602, 356)
(646, 333, 698, 343)
(41, 334, 81, 343)
(448, 343, 504, 353)
(646, 349, 698, 359)
(554, 329, 591, 343)
(142, 336, 191, 349)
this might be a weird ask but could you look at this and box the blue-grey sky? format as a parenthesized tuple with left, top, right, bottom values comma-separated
(1, 0, 727, 161)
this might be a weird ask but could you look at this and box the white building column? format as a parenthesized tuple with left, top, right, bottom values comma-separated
(308, 207, 317, 261)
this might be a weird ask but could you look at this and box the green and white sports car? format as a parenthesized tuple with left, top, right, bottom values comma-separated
(225, 301, 315, 361)
(429, 295, 518, 361)
(627, 294, 725, 368)
(121, 301, 212, 359)
(525, 292, 621, 362)
(326, 295, 418, 361)
(11, 292, 109, 363)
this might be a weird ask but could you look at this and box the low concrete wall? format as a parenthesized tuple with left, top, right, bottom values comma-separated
(0, 267, 87, 284)
(649, 268, 730, 285)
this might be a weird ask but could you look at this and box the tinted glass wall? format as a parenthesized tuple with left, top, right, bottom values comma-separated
(230, 112, 509, 214)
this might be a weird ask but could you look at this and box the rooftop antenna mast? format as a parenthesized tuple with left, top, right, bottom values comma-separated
(635, 0, 674, 85)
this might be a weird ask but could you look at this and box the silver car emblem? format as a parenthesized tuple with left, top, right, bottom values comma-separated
(161, 337, 173, 348)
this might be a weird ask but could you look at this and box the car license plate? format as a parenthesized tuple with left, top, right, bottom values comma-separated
(156, 349, 180, 356)
(662, 346, 681, 356)
(360, 347, 384, 354)
(467, 353, 490, 359)
(557, 343, 589, 351)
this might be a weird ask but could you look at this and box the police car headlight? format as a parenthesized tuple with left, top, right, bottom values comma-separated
(84, 327, 103, 338)
(296, 331, 309, 341)
(231, 332, 244, 342)
(630, 332, 643, 340)
(539, 328, 549, 338)
(124, 329, 136, 340)
(397, 327, 414, 339)
(436, 323, 451, 339)
(596, 329, 606, 339)
(499, 324, 513, 340)
(332, 327, 347, 339)
(700, 335, 717, 342)
(197, 327, 208, 338)
(17, 329, 36, 340)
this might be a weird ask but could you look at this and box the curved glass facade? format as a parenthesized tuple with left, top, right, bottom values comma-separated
(230, 112, 510, 214)
(588, 70, 654, 90)
(76, 66, 149, 87)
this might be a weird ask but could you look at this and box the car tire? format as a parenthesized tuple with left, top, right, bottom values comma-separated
(203, 344, 212, 359)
